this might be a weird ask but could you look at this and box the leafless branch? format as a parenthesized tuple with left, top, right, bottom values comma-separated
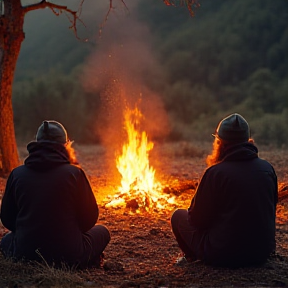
(99, 0, 129, 37)
(163, 0, 200, 16)
(23, 0, 85, 40)
(78, 0, 85, 18)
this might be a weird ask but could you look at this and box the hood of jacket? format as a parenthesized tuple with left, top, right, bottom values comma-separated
(24, 141, 70, 170)
(222, 142, 258, 162)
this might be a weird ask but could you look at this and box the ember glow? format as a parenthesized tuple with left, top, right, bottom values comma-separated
(105, 106, 175, 212)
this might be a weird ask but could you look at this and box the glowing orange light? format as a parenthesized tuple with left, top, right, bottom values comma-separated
(105, 106, 175, 212)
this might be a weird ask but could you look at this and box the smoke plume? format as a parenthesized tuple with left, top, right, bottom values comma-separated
(82, 0, 170, 151)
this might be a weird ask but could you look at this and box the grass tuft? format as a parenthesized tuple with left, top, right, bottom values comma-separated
(0, 253, 84, 287)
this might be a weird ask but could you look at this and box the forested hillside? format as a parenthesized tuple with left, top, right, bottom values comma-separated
(13, 0, 288, 146)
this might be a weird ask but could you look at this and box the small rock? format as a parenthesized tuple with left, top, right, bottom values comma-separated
(149, 228, 161, 235)
(103, 261, 124, 271)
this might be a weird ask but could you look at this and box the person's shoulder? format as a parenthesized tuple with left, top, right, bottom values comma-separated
(203, 161, 233, 178)
(64, 163, 83, 172)
(256, 156, 274, 166)
(256, 157, 276, 171)
(12, 164, 25, 170)
(202, 163, 222, 176)
(4, 165, 27, 181)
(10, 164, 28, 174)
(205, 162, 223, 172)
(64, 163, 88, 177)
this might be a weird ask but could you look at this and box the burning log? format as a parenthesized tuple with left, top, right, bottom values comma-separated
(278, 182, 288, 201)
(162, 179, 198, 196)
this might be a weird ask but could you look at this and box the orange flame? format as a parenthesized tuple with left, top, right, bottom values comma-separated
(117, 107, 158, 194)
(105, 106, 174, 211)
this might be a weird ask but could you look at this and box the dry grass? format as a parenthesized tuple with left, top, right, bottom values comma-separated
(0, 254, 85, 287)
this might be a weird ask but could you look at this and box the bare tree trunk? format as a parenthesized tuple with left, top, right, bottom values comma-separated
(0, 0, 24, 176)
(0, 0, 81, 177)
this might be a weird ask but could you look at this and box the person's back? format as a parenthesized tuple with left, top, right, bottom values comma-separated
(193, 143, 277, 266)
(171, 113, 278, 268)
(8, 155, 96, 263)
(1, 121, 110, 268)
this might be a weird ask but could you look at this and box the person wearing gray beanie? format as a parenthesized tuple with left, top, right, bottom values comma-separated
(36, 120, 68, 144)
(0, 120, 110, 268)
(171, 113, 278, 268)
(213, 113, 250, 143)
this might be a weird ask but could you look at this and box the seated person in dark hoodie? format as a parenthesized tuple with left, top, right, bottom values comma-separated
(0, 120, 110, 268)
(171, 113, 278, 267)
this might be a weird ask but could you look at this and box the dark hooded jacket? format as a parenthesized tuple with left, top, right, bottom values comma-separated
(0, 141, 98, 265)
(188, 142, 278, 267)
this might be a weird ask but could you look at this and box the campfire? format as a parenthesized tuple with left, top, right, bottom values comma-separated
(105, 106, 175, 212)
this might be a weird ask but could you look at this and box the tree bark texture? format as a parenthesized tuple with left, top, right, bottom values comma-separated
(0, 0, 24, 176)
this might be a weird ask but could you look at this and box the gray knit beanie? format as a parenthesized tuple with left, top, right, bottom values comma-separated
(214, 113, 250, 143)
(36, 120, 68, 144)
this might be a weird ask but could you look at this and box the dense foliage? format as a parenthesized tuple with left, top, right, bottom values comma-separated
(136, 0, 288, 145)
(13, 0, 288, 146)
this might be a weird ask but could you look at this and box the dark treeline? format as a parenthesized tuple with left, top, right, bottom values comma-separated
(13, 0, 288, 146)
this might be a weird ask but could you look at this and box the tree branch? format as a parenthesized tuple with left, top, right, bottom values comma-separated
(99, 0, 129, 37)
(23, 0, 84, 39)
(163, 0, 200, 16)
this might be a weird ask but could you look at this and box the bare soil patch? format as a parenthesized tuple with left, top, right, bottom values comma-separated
(0, 142, 288, 287)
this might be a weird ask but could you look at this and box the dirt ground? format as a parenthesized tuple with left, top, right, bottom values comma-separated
(0, 141, 288, 287)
